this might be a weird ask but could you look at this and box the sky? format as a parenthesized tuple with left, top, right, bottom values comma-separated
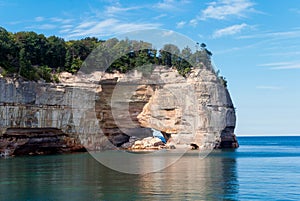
(0, 0, 299, 136)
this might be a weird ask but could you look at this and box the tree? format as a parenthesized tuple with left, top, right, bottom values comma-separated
(0, 27, 10, 62)
(190, 43, 213, 69)
(181, 46, 192, 61)
(64, 49, 72, 72)
(70, 57, 83, 74)
(200, 43, 206, 49)
(46, 36, 66, 68)
(15, 31, 48, 66)
(161, 44, 180, 67)
(0, 27, 17, 72)
(134, 49, 149, 67)
(219, 76, 227, 88)
(19, 48, 34, 79)
(37, 65, 52, 82)
(0, 26, 218, 81)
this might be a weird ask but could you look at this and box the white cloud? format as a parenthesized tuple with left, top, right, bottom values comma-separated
(162, 30, 174, 36)
(27, 23, 56, 30)
(198, 34, 204, 38)
(30, 5, 162, 39)
(189, 19, 197, 27)
(105, 4, 141, 16)
(61, 24, 73, 29)
(214, 39, 269, 54)
(154, 0, 189, 11)
(290, 8, 300, 14)
(271, 64, 300, 70)
(68, 18, 117, 37)
(258, 62, 293, 67)
(39, 24, 56, 29)
(27, 16, 75, 32)
(76, 21, 97, 29)
(35, 16, 44, 22)
(200, 0, 255, 20)
(59, 29, 71, 33)
(239, 29, 300, 39)
(66, 18, 161, 38)
(176, 21, 186, 28)
(50, 17, 73, 24)
(155, 0, 176, 10)
(256, 86, 283, 90)
(213, 23, 248, 38)
(258, 62, 300, 70)
(9, 20, 23, 25)
(261, 51, 300, 57)
(153, 14, 167, 20)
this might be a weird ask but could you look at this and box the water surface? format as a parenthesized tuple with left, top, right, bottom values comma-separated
(0, 136, 300, 200)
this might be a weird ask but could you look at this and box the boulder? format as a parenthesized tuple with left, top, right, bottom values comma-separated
(130, 137, 166, 150)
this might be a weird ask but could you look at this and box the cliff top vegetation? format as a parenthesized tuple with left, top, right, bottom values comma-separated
(0, 27, 223, 84)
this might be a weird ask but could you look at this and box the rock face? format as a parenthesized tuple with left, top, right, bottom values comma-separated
(136, 67, 238, 149)
(0, 66, 238, 156)
(0, 128, 85, 156)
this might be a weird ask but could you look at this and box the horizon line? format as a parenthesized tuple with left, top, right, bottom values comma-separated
(237, 134, 300, 137)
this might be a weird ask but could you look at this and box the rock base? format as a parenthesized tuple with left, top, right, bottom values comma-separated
(0, 128, 85, 157)
(215, 134, 239, 149)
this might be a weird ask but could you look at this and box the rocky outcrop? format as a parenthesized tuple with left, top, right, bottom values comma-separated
(130, 137, 166, 150)
(0, 128, 85, 157)
(0, 66, 238, 156)
(136, 67, 238, 149)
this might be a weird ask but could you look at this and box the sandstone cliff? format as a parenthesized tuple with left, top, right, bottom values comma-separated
(0, 66, 238, 156)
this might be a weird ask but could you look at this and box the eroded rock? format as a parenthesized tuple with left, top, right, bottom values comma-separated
(130, 137, 166, 150)
(0, 66, 238, 155)
(0, 128, 85, 157)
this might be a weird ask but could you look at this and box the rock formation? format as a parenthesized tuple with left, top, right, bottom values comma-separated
(0, 66, 238, 156)
(0, 128, 85, 156)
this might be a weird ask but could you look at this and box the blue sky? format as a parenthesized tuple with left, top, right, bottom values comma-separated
(1, 0, 300, 136)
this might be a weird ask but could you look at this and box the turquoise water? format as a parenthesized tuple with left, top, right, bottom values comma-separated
(0, 136, 300, 201)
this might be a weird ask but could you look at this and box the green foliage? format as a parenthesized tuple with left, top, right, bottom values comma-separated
(70, 57, 83, 74)
(53, 74, 60, 83)
(0, 26, 217, 81)
(64, 49, 72, 71)
(15, 31, 48, 66)
(181, 46, 192, 61)
(0, 27, 17, 72)
(219, 76, 227, 88)
(37, 65, 52, 82)
(19, 48, 35, 80)
(46, 36, 66, 68)
(0, 67, 7, 77)
(160, 44, 180, 67)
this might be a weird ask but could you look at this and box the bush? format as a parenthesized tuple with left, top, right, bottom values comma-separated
(219, 76, 227, 88)
(37, 65, 52, 82)
(53, 74, 60, 83)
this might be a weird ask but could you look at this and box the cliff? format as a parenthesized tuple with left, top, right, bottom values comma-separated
(0, 66, 238, 156)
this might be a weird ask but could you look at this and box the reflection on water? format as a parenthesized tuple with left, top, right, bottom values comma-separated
(0, 150, 238, 201)
(138, 151, 239, 201)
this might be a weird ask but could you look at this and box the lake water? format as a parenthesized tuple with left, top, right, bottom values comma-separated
(0, 136, 300, 201)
